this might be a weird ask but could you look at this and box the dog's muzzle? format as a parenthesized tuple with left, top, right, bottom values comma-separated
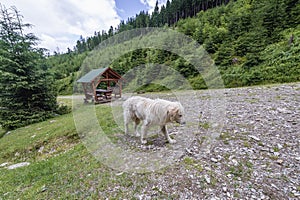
(177, 121, 186, 125)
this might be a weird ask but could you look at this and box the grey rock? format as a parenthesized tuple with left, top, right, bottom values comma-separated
(0, 162, 9, 167)
(204, 175, 211, 184)
(249, 135, 260, 141)
(7, 162, 30, 169)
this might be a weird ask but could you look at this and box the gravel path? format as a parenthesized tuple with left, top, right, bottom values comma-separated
(111, 83, 299, 199)
(180, 83, 300, 199)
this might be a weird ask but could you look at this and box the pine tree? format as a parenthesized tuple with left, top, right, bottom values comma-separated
(285, 0, 300, 28)
(260, 0, 287, 42)
(166, 0, 172, 25)
(0, 4, 58, 130)
(151, 1, 160, 27)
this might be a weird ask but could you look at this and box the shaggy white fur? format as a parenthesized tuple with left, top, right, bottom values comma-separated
(122, 96, 185, 144)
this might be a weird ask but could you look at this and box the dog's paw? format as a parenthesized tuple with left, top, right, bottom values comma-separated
(168, 139, 177, 144)
(141, 139, 147, 144)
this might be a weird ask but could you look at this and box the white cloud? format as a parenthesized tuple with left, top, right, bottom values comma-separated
(140, 0, 168, 12)
(1, 0, 121, 53)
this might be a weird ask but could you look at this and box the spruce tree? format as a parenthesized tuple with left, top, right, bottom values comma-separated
(0, 4, 58, 130)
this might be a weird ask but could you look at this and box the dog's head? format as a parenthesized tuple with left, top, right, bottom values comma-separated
(168, 103, 185, 125)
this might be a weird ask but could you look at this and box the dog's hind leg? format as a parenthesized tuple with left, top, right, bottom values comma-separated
(123, 109, 130, 134)
(134, 118, 141, 136)
(161, 125, 176, 144)
(141, 122, 149, 144)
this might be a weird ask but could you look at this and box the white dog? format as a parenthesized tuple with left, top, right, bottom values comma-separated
(122, 96, 185, 144)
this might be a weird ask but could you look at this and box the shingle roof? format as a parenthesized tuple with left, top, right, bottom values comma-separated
(77, 67, 108, 83)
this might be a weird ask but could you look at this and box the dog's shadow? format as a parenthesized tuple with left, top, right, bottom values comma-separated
(116, 131, 171, 150)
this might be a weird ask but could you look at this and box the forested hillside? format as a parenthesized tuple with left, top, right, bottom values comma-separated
(47, 0, 300, 94)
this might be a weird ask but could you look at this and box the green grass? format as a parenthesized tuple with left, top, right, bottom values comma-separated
(95, 105, 123, 140)
(134, 83, 171, 93)
(183, 156, 203, 172)
(0, 128, 5, 139)
(0, 144, 138, 199)
(1, 101, 190, 199)
(57, 96, 72, 108)
(226, 160, 253, 181)
(0, 103, 139, 199)
(198, 122, 210, 130)
(0, 112, 78, 164)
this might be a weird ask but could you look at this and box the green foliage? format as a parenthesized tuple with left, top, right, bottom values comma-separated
(0, 5, 58, 130)
(189, 75, 207, 89)
(56, 104, 72, 115)
(50, 0, 299, 93)
(252, 26, 300, 84)
(135, 83, 171, 93)
(74, 0, 233, 53)
(179, 0, 300, 86)
(176, 17, 199, 36)
(44, 52, 86, 94)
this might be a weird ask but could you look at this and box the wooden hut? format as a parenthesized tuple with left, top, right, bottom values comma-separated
(77, 67, 123, 103)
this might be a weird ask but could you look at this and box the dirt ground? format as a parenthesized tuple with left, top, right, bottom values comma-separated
(108, 83, 299, 199)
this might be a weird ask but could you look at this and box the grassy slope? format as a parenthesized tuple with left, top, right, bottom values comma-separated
(0, 98, 139, 199)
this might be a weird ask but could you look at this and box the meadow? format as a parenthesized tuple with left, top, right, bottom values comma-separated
(1, 83, 299, 199)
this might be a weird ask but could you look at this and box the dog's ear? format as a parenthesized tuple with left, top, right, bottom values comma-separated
(167, 107, 179, 118)
(172, 107, 179, 115)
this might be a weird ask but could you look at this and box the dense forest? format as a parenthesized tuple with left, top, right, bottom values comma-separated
(74, 0, 233, 53)
(47, 0, 299, 93)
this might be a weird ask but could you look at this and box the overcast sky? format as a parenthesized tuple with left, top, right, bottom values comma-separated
(1, 0, 167, 53)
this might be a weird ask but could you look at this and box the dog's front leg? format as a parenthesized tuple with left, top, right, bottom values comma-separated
(134, 118, 141, 136)
(161, 125, 176, 144)
(124, 119, 129, 135)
